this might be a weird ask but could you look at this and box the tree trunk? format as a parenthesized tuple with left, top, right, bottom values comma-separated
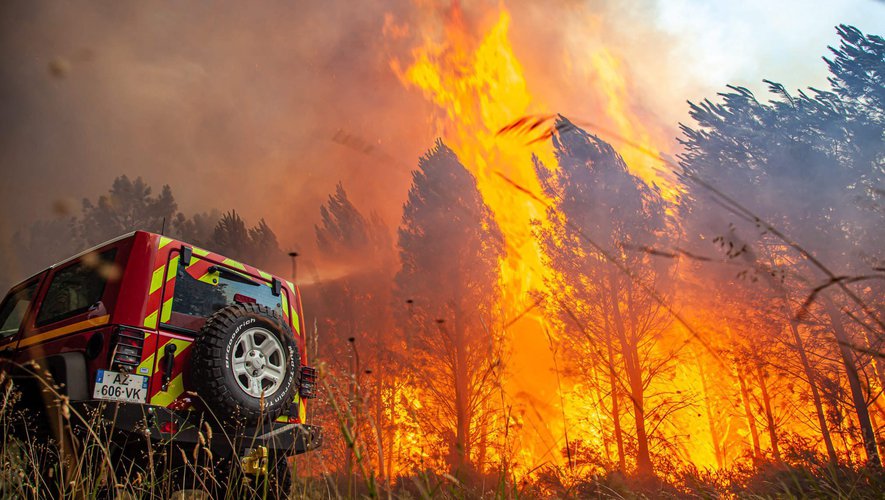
(345, 307, 357, 497)
(589, 360, 612, 466)
(858, 327, 885, 430)
(375, 359, 387, 487)
(785, 314, 838, 463)
(452, 304, 471, 474)
(755, 365, 781, 462)
(825, 297, 881, 467)
(698, 355, 724, 468)
(477, 400, 489, 472)
(607, 335, 626, 472)
(601, 296, 626, 471)
(608, 269, 652, 474)
(736, 361, 762, 461)
(387, 384, 396, 482)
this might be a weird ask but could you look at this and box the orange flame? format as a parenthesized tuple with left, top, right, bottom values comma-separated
(391, 3, 551, 307)
(389, 1, 683, 476)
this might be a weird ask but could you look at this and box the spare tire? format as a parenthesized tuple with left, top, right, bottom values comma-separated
(191, 303, 299, 423)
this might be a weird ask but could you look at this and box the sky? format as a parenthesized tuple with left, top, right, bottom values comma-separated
(0, 0, 883, 282)
(652, 0, 885, 96)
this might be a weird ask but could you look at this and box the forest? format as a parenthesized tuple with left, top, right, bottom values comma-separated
(1, 21, 883, 500)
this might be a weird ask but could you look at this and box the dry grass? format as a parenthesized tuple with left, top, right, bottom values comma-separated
(3, 363, 885, 499)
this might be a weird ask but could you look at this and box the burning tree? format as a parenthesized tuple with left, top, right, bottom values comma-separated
(534, 118, 678, 475)
(678, 25, 885, 466)
(394, 140, 505, 476)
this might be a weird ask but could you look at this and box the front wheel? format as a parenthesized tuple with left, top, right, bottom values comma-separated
(191, 303, 299, 424)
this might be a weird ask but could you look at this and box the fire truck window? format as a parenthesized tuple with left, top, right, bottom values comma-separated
(35, 249, 117, 327)
(168, 264, 282, 332)
(0, 281, 39, 340)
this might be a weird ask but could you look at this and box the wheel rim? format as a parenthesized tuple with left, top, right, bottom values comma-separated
(231, 327, 287, 398)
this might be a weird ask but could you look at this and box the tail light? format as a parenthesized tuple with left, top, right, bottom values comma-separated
(110, 327, 146, 373)
(159, 420, 178, 434)
(299, 366, 317, 399)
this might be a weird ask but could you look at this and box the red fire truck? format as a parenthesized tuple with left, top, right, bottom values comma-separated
(0, 231, 321, 488)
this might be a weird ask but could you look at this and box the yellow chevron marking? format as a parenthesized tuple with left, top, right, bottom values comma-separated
(144, 310, 158, 329)
(280, 280, 302, 334)
(149, 265, 165, 294)
(299, 395, 306, 422)
(258, 270, 272, 281)
(222, 258, 247, 271)
(137, 351, 155, 376)
(142, 338, 192, 378)
(150, 373, 184, 407)
(276, 394, 304, 423)
(291, 311, 301, 335)
(168, 338, 192, 353)
(195, 268, 219, 285)
(193, 247, 210, 257)
(160, 297, 174, 323)
(18, 315, 110, 348)
(159, 236, 174, 249)
(165, 255, 179, 282)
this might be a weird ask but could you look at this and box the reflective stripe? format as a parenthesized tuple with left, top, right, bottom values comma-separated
(146, 256, 176, 329)
(146, 338, 191, 375)
(165, 255, 179, 281)
(222, 258, 247, 271)
(137, 350, 155, 375)
(149, 266, 165, 294)
(150, 372, 184, 406)
(281, 293, 290, 321)
(299, 394, 307, 422)
(195, 268, 219, 285)
(144, 310, 158, 329)
(18, 315, 110, 348)
(159, 236, 174, 249)
(145, 338, 192, 403)
(160, 298, 174, 323)
(291, 311, 301, 335)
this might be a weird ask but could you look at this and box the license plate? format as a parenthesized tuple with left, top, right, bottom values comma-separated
(93, 370, 148, 403)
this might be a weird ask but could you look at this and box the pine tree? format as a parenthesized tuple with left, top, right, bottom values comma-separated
(316, 183, 372, 256)
(208, 210, 283, 270)
(395, 140, 504, 474)
(535, 117, 675, 475)
(210, 211, 250, 260)
(678, 25, 884, 467)
(79, 175, 177, 245)
(172, 210, 221, 247)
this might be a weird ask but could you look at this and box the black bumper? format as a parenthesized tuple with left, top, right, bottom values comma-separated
(71, 401, 322, 456)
